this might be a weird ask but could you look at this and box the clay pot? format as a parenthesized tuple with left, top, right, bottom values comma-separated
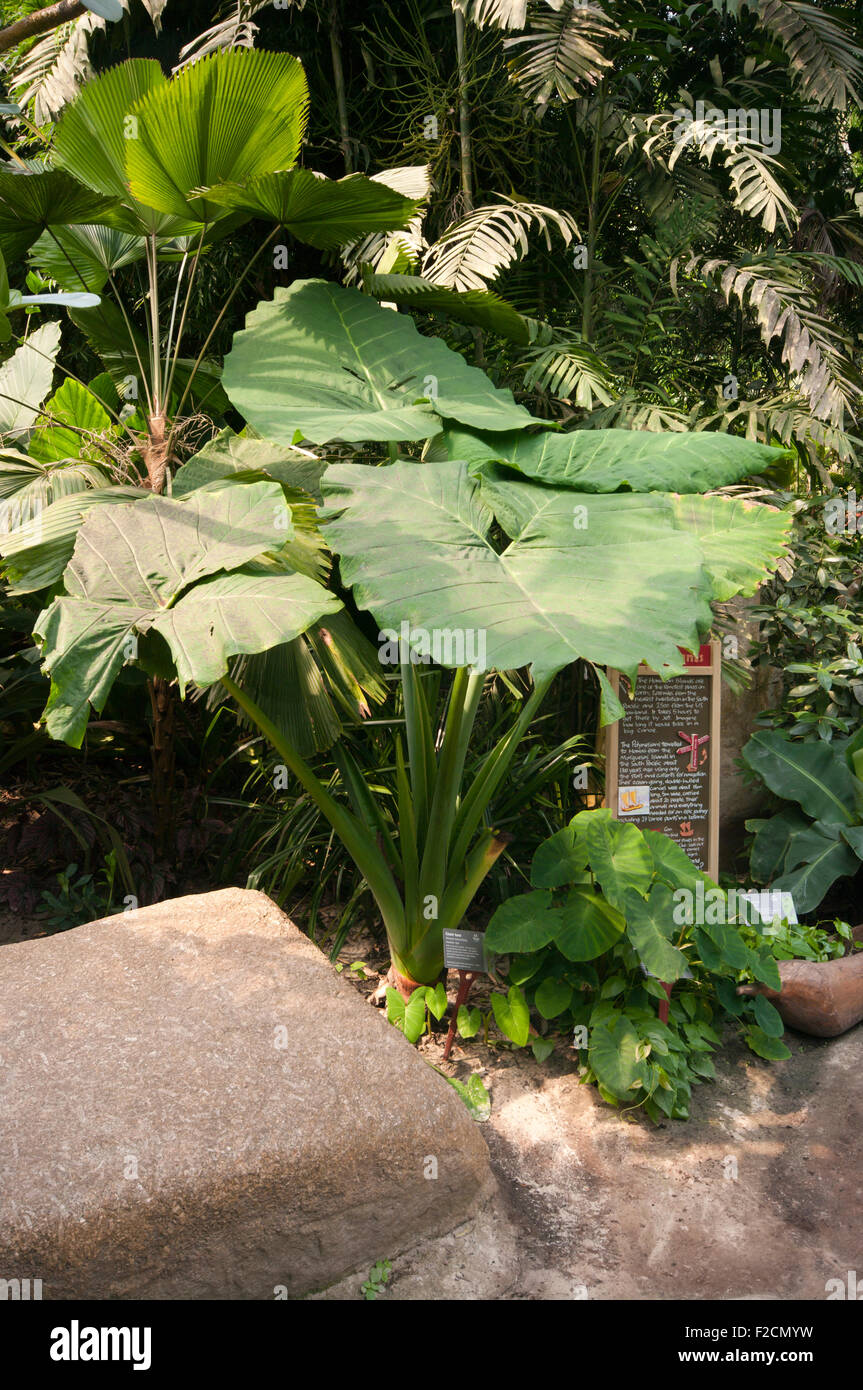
(738, 927, 863, 1038)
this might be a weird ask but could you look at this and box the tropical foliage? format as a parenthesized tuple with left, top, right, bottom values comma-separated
(0, 3, 861, 1120)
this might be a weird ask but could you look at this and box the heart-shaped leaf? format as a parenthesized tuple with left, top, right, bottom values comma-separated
(491, 984, 530, 1046)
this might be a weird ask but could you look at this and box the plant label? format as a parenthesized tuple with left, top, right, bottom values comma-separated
(443, 929, 486, 973)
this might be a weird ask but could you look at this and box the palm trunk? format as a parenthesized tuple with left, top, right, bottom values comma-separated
(329, 1, 353, 174)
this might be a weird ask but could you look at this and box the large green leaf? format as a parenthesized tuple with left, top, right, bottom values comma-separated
(172, 428, 326, 501)
(442, 424, 790, 493)
(35, 483, 341, 745)
(0, 485, 147, 593)
(0, 164, 118, 263)
(208, 169, 421, 249)
(491, 984, 530, 1046)
(624, 884, 690, 982)
(584, 815, 653, 911)
(0, 322, 61, 437)
(747, 807, 816, 881)
(222, 279, 534, 445)
(742, 730, 858, 824)
(486, 889, 560, 953)
(772, 825, 860, 914)
(588, 1014, 648, 1099)
(322, 458, 716, 680)
(554, 884, 625, 960)
(670, 495, 791, 600)
(530, 822, 590, 888)
(124, 50, 309, 223)
(644, 829, 715, 892)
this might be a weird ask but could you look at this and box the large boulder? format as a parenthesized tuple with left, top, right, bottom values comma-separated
(0, 889, 493, 1299)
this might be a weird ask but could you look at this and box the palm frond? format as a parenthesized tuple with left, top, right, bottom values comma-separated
(754, 0, 863, 110)
(658, 108, 798, 235)
(504, 1, 617, 104)
(8, 12, 102, 126)
(698, 390, 863, 468)
(341, 166, 431, 286)
(422, 196, 579, 290)
(453, 0, 528, 30)
(689, 254, 862, 427)
(519, 336, 616, 409)
(174, 1, 276, 70)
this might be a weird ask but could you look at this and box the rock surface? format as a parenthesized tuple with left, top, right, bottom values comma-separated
(316, 1025, 863, 1300)
(0, 889, 493, 1299)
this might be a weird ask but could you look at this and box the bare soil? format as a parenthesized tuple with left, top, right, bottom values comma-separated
(317, 933, 863, 1301)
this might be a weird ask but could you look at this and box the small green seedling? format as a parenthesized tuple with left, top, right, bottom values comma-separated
(360, 1259, 392, 1300)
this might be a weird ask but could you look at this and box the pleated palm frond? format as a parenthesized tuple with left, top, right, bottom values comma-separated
(504, 1, 618, 105)
(0, 454, 108, 534)
(422, 197, 579, 290)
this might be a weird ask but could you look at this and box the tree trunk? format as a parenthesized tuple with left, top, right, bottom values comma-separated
(0, 1, 85, 56)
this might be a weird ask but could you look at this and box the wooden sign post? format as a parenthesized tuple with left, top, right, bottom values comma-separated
(604, 642, 721, 881)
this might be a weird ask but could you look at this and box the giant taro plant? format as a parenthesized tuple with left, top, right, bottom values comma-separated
(30, 274, 793, 992)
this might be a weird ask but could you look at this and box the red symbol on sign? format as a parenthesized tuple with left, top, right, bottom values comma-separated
(679, 821, 693, 838)
(676, 730, 710, 772)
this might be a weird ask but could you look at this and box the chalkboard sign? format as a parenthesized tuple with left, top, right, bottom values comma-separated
(604, 642, 721, 879)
